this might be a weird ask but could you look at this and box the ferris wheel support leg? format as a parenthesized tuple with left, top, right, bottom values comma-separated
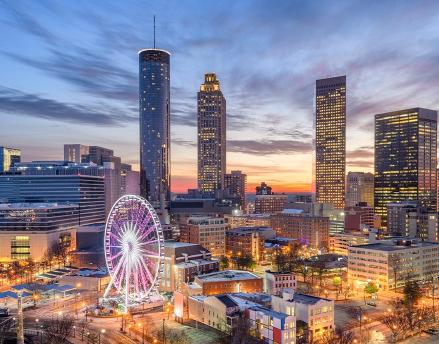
(125, 259, 131, 311)
(103, 275, 116, 299)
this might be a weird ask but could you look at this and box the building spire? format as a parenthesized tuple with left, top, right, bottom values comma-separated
(153, 15, 156, 49)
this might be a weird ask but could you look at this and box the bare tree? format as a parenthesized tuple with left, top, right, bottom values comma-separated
(318, 327, 355, 344)
(388, 253, 402, 291)
(41, 314, 75, 344)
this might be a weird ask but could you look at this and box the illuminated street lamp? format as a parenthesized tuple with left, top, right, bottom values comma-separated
(98, 329, 105, 344)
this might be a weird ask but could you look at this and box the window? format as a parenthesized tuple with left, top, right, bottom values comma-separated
(11, 236, 30, 260)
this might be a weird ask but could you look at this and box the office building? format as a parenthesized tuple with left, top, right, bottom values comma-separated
(197, 73, 226, 197)
(348, 240, 439, 290)
(0, 147, 21, 172)
(346, 172, 374, 207)
(64, 144, 89, 163)
(139, 49, 171, 208)
(315, 76, 346, 209)
(224, 170, 246, 210)
(120, 164, 140, 196)
(344, 203, 376, 230)
(387, 201, 438, 241)
(329, 231, 369, 256)
(160, 241, 219, 293)
(224, 213, 271, 229)
(0, 175, 105, 225)
(270, 210, 329, 249)
(225, 226, 276, 261)
(179, 216, 226, 257)
(375, 108, 437, 226)
(255, 194, 288, 214)
(0, 203, 79, 262)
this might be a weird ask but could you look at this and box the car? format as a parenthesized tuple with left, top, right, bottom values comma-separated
(366, 302, 376, 307)
(424, 329, 439, 335)
(0, 308, 9, 317)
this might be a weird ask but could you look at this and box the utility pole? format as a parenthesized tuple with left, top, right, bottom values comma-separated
(17, 291, 24, 344)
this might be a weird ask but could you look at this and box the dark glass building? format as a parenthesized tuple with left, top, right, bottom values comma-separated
(315, 76, 346, 209)
(139, 49, 171, 208)
(0, 175, 105, 225)
(375, 108, 437, 227)
(197, 73, 226, 197)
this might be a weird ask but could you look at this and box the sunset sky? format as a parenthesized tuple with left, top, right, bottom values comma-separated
(1, 1, 439, 193)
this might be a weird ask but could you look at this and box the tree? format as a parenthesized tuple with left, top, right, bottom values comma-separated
(389, 254, 402, 291)
(41, 314, 75, 344)
(403, 280, 422, 308)
(219, 256, 229, 270)
(155, 325, 191, 344)
(27, 283, 43, 308)
(364, 282, 378, 303)
(333, 276, 342, 300)
(318, 327, 355, 344)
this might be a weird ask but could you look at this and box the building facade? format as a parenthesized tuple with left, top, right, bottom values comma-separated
(344, 204, 376, 230)
(197, 73, 226, 197)
(255, 194, 288, 214)
(0, 147, 21, 172)
(346, 172, 374, 207)
(265, 271, 297, 296)
(315, 76, 346, 209)
(139, 49, 171, 208)
(329, 232, 369, 256)
(375, 108, 437, 227)
(224, 170, 246, 210)
(179, 217, 226, 257)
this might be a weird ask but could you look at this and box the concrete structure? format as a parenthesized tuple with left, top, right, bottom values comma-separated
(270, 210, 329, 249)
(224, 170, 246, 210)
(0, 203, 79, 262)
(255, 194, 288, 214)
(344, 203, 375, 231)
(70, 224, 105, 268)
(225, 213, 271, 229)
(265, 271, 297, 296)
(346, 172, 374, 207)
(272, 290, 334, 340)
(120, 165, 140, 196)
(387, 202, 438, 241)
(197, 73, 226, 197)
(315, 76, 346, 209)
(329, 231, 369, 256)
(348, 240, 439, 290)
(375, 108, 437, 226)
(189, 270, 263, 296)
(139, 49, 171, 209)
(180, 216, 226, 257)
(59, 271, 110, 292)
(0, 147, 21, 172)
(225, 226, 276, 261)
(160, 241, 219, 292)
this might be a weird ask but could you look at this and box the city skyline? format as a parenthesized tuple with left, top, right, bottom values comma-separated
(2, 1, 439, 193)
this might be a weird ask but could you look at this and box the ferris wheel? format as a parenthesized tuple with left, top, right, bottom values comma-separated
(103, 195, 164, 310)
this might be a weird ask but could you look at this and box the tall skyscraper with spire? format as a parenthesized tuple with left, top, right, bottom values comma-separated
(197, 73, 226, 197)
(138, 39, 170, 208)
(315, 76, 346, 209)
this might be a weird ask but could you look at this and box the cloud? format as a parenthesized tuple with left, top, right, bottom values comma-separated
(228, 139, 312, 156)
(0, 87, 136, 126)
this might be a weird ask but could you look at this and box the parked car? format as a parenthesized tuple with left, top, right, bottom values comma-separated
(424, 329, 439, 335)
(366, 302, 376, 307)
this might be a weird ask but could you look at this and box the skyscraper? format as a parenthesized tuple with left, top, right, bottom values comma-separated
(346, 172, 374, 207)
(197, 73, 226, 197)
(315, 76, 346, 209)
(224, 170, 247, 209)
(375, 108, 437, 226)
(0, 147, 21, 172)
(139, 49, 171, 208)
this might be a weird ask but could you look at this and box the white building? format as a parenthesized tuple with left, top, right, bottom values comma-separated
(272, 290, 334, 340)
(329, 231, 369, 256)
(265, 270, 297, 296)
(348, 240, 439, 290)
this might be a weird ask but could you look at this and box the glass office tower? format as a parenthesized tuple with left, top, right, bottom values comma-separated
(375, 108, 437, 227)
(197, 73, 226, 197)
(315, 76, 346, 209)
(0, 147, 21, 172)
(139, 49, 171, 209)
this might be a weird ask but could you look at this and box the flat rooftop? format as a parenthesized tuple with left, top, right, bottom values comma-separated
(352, 241, 439, 252)
(196, 270, 261, 282)
(287, 292, 332, 305)
(0, 202, 78, 209)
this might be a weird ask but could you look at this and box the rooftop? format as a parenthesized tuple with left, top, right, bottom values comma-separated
(352, 241, 439, 252)
(287, 292, 332, 305)
(248, 305, 290, 320)
(0, 202, 78, 210)
(196, 270, 261, 283)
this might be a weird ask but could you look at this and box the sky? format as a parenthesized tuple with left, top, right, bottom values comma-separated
(1, 1, 439, 193)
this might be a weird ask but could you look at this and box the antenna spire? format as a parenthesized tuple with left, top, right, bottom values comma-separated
(153, 15, 156, 49)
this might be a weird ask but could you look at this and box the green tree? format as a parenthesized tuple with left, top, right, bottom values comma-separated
(364, 282, 378, 295)
(333, 276, 342, 300)
(219, 256, 229, 270)
(403, 280, 421, 307)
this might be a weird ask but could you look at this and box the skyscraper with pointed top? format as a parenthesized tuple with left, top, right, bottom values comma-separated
(139, 20, 170, 210)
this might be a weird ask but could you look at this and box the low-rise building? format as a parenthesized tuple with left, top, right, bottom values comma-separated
(272, 290, 334, 340)
(189, 270, 263, 296)
(255, 194, 288, 214)
(348, 240, 439, 290)
(329, 231, 369, 256)
(344, 203, 375, 231)
(225, 226, 276, 261)
(160, 241, 219, 292)
(265, 270, 297, 296)
(180, 216, 227, 257)
(225, 213, 272, 229)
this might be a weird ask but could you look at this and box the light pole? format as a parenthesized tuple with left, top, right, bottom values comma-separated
(162, 318, 166, 344)
(98, 329, 105, 344)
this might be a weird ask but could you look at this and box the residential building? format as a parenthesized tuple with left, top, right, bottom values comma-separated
(139, 49, 171, 209)
(346, 172, 374, 207)
(387, 202, 438, 241)
(272, 290, 334, 340)
(188, 270, 263, 296)
(375, 108, 437, 227)
(0, 147, 21, 172)
(315, 76, 346, 209)
(224, 171, 246, 210)
(255, 194, 288, 214)
(225, 227, 276, 261)
(0, 174, 105, 225)
(197, 73, 226, 197)
(265, 271, 297, 296)
(270, 210, 329, 249)
(180, 216, 226, 257)
(160, 241, 219, 292)
(0, 203, 79, 262)
(329, 231, 369, 256)
(348, 240, 439, 290)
